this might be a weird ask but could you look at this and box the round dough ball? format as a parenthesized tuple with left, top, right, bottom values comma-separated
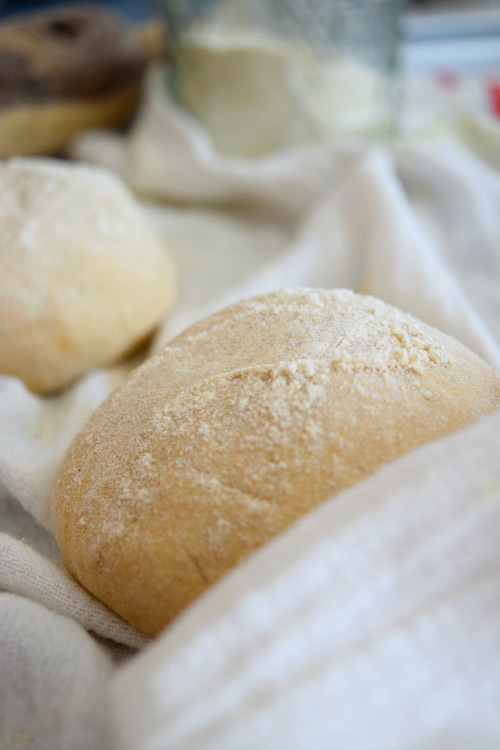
(52, 289, 500, 636)
(0, 157, 175, 392)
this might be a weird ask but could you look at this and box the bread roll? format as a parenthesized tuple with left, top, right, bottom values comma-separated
(52, 289, 500, 636)
(0, 5, 146, 157)
(0, 157, 175, 393)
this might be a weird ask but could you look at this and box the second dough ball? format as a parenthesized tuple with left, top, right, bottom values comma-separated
(0, 157, 175, 392)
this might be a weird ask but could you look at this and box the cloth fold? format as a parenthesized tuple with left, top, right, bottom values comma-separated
(0, 593, 115, 750)
(1, 65, 500, 748)
(0, 534, 146, 649)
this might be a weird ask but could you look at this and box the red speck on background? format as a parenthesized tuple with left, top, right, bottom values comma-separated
(488, 81, 500, 118)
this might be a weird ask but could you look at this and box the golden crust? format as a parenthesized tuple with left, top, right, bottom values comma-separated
(52, 289, 500, 635)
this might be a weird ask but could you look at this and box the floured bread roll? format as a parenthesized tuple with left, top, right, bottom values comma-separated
(52, 289, 500, 636)
(0, 157, 175, 392)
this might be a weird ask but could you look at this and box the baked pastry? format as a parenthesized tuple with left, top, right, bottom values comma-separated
(52, 289, 500, 636)
(0, 4, 147, 157)
(0, 157, 175, 393)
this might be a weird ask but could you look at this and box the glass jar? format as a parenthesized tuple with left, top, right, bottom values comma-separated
(162, 0, 404, 157)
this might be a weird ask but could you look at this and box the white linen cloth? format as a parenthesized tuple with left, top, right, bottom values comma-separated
(1, 66, 500, 748)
